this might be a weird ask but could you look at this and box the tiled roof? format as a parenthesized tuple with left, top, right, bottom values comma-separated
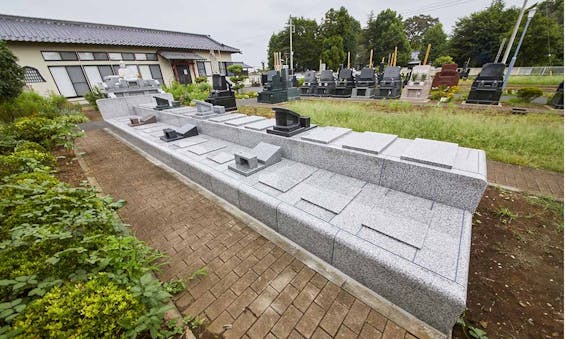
(0, 14, 240, 53)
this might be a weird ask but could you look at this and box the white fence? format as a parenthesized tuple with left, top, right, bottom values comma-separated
(468, 66, 564, 77)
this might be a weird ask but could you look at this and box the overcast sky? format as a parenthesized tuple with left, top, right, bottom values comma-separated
(1, 0, 526, 67)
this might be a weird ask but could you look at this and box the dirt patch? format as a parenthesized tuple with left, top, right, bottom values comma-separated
(82, 105, 103, 121)
(52, 147, 87, 186)
(453, 186, 563, 338)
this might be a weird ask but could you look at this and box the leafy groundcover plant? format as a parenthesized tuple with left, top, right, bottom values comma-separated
(0, 99, 184, 338)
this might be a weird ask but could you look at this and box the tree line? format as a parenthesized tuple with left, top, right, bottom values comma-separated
(267, 0, 563, 71)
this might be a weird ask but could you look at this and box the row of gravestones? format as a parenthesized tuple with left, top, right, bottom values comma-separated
(260, 63, 564, 107)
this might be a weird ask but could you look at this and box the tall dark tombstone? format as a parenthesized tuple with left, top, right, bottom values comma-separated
(316, 70, 337, 96)
(257, 69, 300, 104)
(432, 64, 460, 88)
(300, 71, 318, 96)
(332, 69, 356, 98)
(351, 67, 377, 99)
(465, 63, 505, 105)
(205, 74, 237, 111)
(373, 66, 402, 99)
(266, 107, 316, 137)
(551, 82, 564, 109)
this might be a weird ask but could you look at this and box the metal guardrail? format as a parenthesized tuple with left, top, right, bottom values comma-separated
(469, 66, 564, 76)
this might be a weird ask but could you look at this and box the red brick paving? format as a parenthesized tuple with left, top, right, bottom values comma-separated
(77, 129, 425, 338)
(487, 160, 563, 200)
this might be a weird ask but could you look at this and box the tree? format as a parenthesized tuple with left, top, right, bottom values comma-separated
(318, 7, 361, 68)
(449, 0, 519, 66)
(360, 9, 411, 66)
(420, 23, 448, 64)
(267, 17, 320, 71)
(227, 64, 246, 93)
(321, 36, 346, 70)
(433, 55, 455, 67)
(404, 15, 440, 50)
(0, 40, 24, 104)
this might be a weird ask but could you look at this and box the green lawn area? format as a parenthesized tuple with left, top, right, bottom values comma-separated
(507, 75, 563, 86)
(279, 100, 564, 172)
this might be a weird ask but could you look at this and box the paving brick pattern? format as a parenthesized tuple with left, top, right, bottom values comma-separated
(487, 160, 563, 200)
(77, 129, 422, 338)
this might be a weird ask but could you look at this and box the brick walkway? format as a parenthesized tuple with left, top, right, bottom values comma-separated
(487, 160, 563, 200)
(76, 129, 430, 339)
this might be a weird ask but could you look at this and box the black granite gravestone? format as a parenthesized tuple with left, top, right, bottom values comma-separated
(266, 107, 316, 137)
(153, 96, 180, 110)
(206, 74, 237, 111)
(466, 63, 505, 105)
(373, 66, 402, 99)
(299, 71, 318, 96)
(316, 70, 337, 96)
(257, 69, 300, 104)
(551, 82, 564, 109)
(160, 123, 199, 142)
(332, 69, 356, 98)
(351, 68, 377, 99)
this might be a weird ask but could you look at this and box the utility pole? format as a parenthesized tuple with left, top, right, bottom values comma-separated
(289, 15, 294, 74)
(502, 0, 528, 64)
(503, 7, 537, 91)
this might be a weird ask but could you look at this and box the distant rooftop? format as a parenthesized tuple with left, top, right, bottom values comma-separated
(0, 14, 240, 53)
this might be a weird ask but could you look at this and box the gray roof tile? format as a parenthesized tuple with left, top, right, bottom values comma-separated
(0, 14, 240, 53)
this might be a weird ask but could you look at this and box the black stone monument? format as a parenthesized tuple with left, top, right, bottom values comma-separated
(332, 69, 356, 98)
(160, 123, 199, 142)
(257, 69, 300, 104)
(266, 107, 316, 137)
(154, 96, 180, 110)
(351, 67, 377, 99)
(466, 63, 505, 105)
(205, 74, 237, 111)
(299, 71, 318, 96)
(373, 66, 402, 99)
(316, 70, 337, 96)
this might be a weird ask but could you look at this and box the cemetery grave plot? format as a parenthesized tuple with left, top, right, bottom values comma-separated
(98, 94, 489, 334)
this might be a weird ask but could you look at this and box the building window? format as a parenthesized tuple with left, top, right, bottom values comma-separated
(23, 67, 45, 83)
(149, 65, 163, 84)
(41, 51, 61, 61)
(49, 66, 90, 97)
(93, 52, 108, 61)
(146, 53, 157, 61)
(108, 53, 122, 60)
(196, 62, 207, 76)
(98, 65, 114, 79)
(134, 53, 147, 61)
(122, 53, 135, 61)
(59, 52, 78, 61)
(78, 52, 94, 60)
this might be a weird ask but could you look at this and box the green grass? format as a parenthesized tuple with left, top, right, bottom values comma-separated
(507, 75, 563, 86)
(284, 100, 564, 172)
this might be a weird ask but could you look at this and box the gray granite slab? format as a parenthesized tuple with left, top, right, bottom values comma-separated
(300, 186, 352, 214)
(294, 199, 336, 222)
(244, 119, 276, 131)
(362, 208, 430, 249)
(453, 147, 480, 173)
(186, 140, 227, 155)
(357, 227, 417, 260)
(209, 113, 245, 122)
(400, 138, 459, 169)
(140, 125, 169, 133)
(171, 136, 208, 148)
(259, 163, 315, 192)
(225, 115, 265, 126)
(207, 151, 234, 164)
(301, 126, 351, 144)
(341, 131, 398, 154)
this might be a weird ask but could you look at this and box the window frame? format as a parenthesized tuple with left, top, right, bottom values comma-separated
(23, 66, 46, 83)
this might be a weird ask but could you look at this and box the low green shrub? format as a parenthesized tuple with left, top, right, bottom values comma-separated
(14, 141, 47, 153)
(12, 276, 147, 338)
(516, 87, 544, 103)
(235, 91, 258, 99)
(162, 81, 212, 105)
(297, 78, 305, 87)
(9, 114, 87, 149)
(195, 76, 208, 84)
(84, 87, 106, 111)
(0, 92, 82, 123)
(0, 148, 56, 177)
